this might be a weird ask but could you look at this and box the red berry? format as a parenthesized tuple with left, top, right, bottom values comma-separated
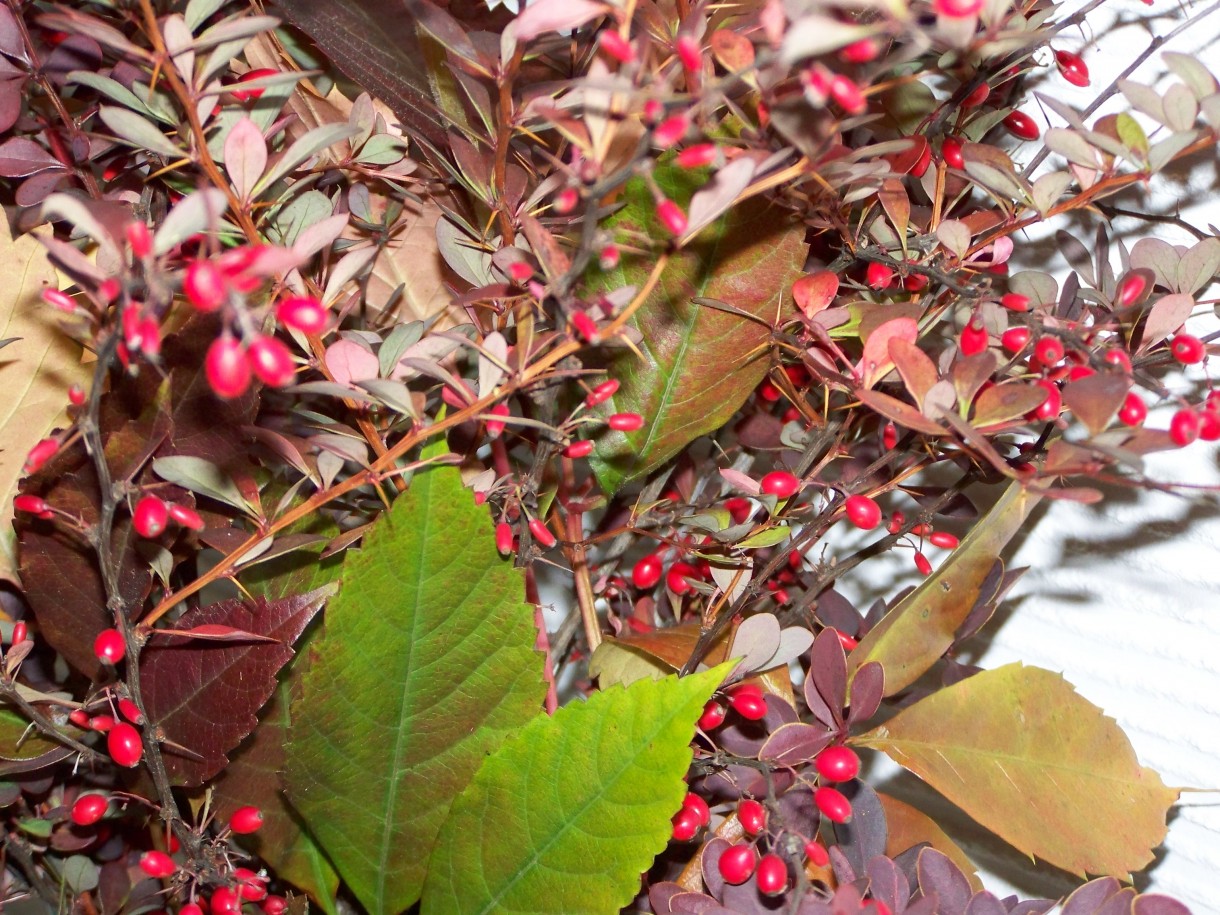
(760, 471, 800, 499)
(608, 412, 644, 431)
(914, 551, 933, 576)
(632, 555, 663, 590)
(829, 75, 866, 114)
(675, 34, 701, 71)
(133, 495, 169, 539)
(959, 314, 989, 356)
(247, 335, 295, 387)
(666, 561, 697, 595)
(1003, 110, 1040, 141)
(563, 439, 594, 459)
(276, 296, 328, 334)
(836, 629, 858, 651)
(69, 709, 90, 728)
(184, 260, 228, 313)
(529, 517, 557, 549)
(1034, 336, 1064, 366)
(814, 786, 853, 823)
(888, 510, 905, 535)
(1104, 349, 1133, 372)
(229, 805, 264, 835)
(118, 698, 143, 725)
(235, 868, 268, 901)
(168, 504, 205, 531)
(1001, 293, 1030, 312)
(961, 81, 990, 109)
(11, 621, 27, 645)
(682, 792, 710, 827)
(934, 0, 983, 16)
(231, 68, 277, 102)
(724, 497, 753, 524)
(210, 888, 242, 915)
(737, 798, 767, 835)
(90, 714, 115, 733)
(756, 854, 789, 896)
(882, 422, 898, 450)
(1118, 392, 1147, 427)
(262, 898, 287, 915)
(206, 334, 252, 399)
(23, 438, 59, 476)
(942, 137, 965, 170)
(728, 684, 767, 720)
(71, 793, 108, 826)
(598, 29, 635, 64)
(1001, 327, 1031, 353)
(844, 494, 882, 531)
(654, 114, 689, 149)
(1118, 274, 1148, 308)
(94, 628, 125, 665)
(1055, 50, 1090, 87)
(717, 844, 757, 885)
(840, 37, 879, 63)
(126, 221, 153, 259)
(1170, 333, 1205, 365)
(816, 746, 861, 782)
(1169, 408, 1201, 446)
(14, 494, 51, 516)
(68, 384, 86, 406)
(865, 261, 894, 290)
(107, 722, 143, 768)
(656, 198, 688, 236)
(698, 700, 727, 731)
(929, 531, 960, 549)
(585, 379, 619, 408)
(598, 245, 620, 270)
(805, 839, 830, 867)
(1199, 408, 1220, 441)
(554, 187, 579, 214)
(1032, 380, 1061, 421)
(42, 288, 76, 312)
(139, 850, 176, 879)
(485, 402, 511, 438)
(671, 806, 701, 841)
(495, 521, 514, 556)
(570, 311, 599, 343)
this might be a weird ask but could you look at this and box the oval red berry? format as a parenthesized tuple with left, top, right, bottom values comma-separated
(760, 471, 800, 499)
(844, 494, 881, 531)
(717, 844, 757, 885)
(815, 745, 861, 782)
(756, 853, 789, 896)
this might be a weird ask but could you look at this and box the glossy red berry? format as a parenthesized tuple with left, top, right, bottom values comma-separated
(1054, 50, 1090, 87)
(656, 199, 688, 236)
(728, 684, 768, 721)
(1001, 327, 1031, 353)
(1169, 408, 1201, 446)
(882, 421, 898, 450)
(914, 551, 933, 576)
(959, 315, 989, 356)
(865, 261, 894, 290)
(671, 806, 701, 841)
(529, 517, 557, 549)
(585, 379, 619, 408)
(598, 245, 620, 270)
(814, 786, 853, 823)
(139, 850, 176, 879)
(1034, 336, 1065, 366)
(760, 471, 800, 498)
(23, 438, 59, 476)
(118, 698, 143, 725)
(961, 81, 990, 109)
(608, 412, 644, 431)
(554, 187, 579, 214)
(168, 504, 205, 531)
(675, 34, 701, 71)
(184, 260, 228, 313)
(231, 68, 277, 101)
(654, 114, 689, 149)
(717, 844, 757, 885)
(666, 561, 697, 596)
(262, 898, 287, 915)
(1032, 380, 1061, 421)
(1199, 408, 1220, 441)
(756, 854, 789, 896)
(126, 221, 153, 259)
(631, 555, 663, 590)
(840, 37, 880, 63)
(682, 792, 710, 827)
(836, 629, 859, 651)
(1170, 333, 1205, 365)
(598, 29, 635, 64)
(11, 621, 27, 645)
(206, 334, 252, 399)
(934, 0, 983, 16)
(247, 335, 295, 387)
(816, 746, 861, 782)
(1118, 392, 1147, 426)
(68, 384, 86, 406)
(276, 296, 328, 334)
(69, 709, 90, 728)
(698, 700, 727, 730)
(14, 494, 51, 516)
(805, 839, 830, 867)
(495, 521, 514, 556)
(844, 494, 882, 531)
(929, 531, 960, 549)
(94, 628, 125, 665)
(1104, 349, 1133, 372)
(941, 137, 965, 169)
(107, 722, 143, 768)
(133, 495, 168, 539)
(89, 714, 116, 732)
(229, 805, 264, 835)
(1118, 274, 1148, 308)
(737, 798, 767, 835)
(210, 888, 242, 915)
(235, 868, 268, 901)
(1003, 110, 1040, 140)
(563, 440, 594, 459)
(1001, 293, 1030, 312)
(70, 793, 108, 826)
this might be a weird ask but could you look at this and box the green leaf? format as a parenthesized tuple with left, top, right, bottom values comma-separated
(421, 665, 730, 915)
(588, 169, 807, 494)
(854, 663, 1178, 879)
(0, 708, 61, 763)
(284, 446, 545, 915)
(848, 481, 1040, 696)
(97, 106, 185, 159)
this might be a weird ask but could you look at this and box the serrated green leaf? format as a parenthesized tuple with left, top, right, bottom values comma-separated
(284, 446, 545, 915)
(421, 665, 730, 915)
(848, 481, 1040, 696)
(855, 663, 1178, 879)
(588, 169, 807, 494)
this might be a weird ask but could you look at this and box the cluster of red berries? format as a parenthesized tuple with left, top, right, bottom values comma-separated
(132, 495, 205, 538)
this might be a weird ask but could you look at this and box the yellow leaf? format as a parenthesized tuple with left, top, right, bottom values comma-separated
(0, 223, 88, 584)
(362, 197, 458, 328)
(855, 663, 1178, 879)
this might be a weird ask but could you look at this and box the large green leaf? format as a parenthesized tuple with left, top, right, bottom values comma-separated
(854, 663, 1178, 879)
(589, 169, 808, 493)
(421, 664, 729, 915)
(848, 481, 1040, 696)
(284, 450, 545, 915)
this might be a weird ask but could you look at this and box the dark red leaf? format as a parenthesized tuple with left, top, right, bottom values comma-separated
(140, 588, 331, 786)
(0, 137, 64, 177)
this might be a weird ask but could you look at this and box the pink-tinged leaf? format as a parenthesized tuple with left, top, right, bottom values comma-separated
(324, 339, 380, 385)
(0, 5, 27, 62)
(793, 271, 839, 318)
(1138, 292, 1195, 351)
(224, 118, 268, 202)
(0, 137, 64, 177)
(140, 587, 333, 786)
(888, 337, 938, 409)
(858, 317, 918, 389)
(856, 389, 947, 435)
(971, 382, 1048, 428)
(719, 467, 762, 496)
(512, 0, 606, 41)
(1062, 373, 1130, 436)
(684, 158, 757, 239)
(148, 624, 281, 643)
